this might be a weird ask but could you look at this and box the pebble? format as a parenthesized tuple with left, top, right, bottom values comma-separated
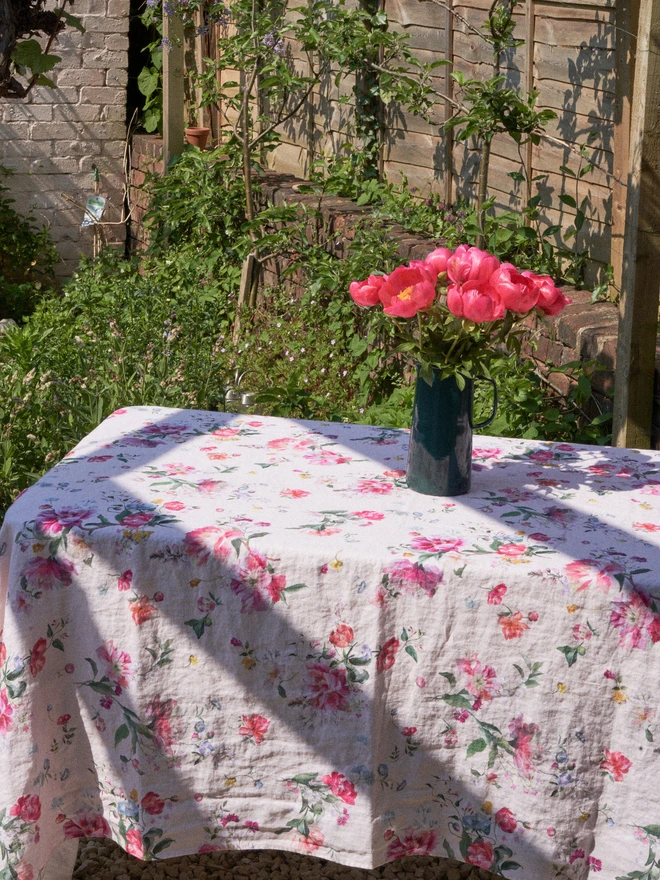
(74, 841, 493, 880)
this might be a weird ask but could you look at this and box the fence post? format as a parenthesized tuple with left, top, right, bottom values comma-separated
(443, 0, 454, 207)
(162, 10, 185, 169)
(524, 0, 535, 206)
(612, 0, 660, 448)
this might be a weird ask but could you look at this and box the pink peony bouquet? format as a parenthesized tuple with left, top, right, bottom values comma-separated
(349, 245, 571, 386)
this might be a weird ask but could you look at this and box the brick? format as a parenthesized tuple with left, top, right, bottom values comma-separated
(8, 174, 58, 194)
(106, 69, 129, 88)
(2, 139, 51, 158)
(52, 104, 104, 123)
(53, 140, 103, 157)
(86, 122, 127, 141)
(82, 49, 127, 69)
(556, 304, 616, 348)
(50, 227, 81, 243)
(79, 33, 107, 50)
(101, 140, 127, 158)
(2, 104, 52, 123)
(83, 15, 129, 33)
(31, 122, 86, 141)
(79, 86, 125, 105)
(79, 156, 124, 175)
(578, 326, 619, 361)
(0, 157, 35, 174)
(34, 158, 80, 174)
(0, 122, 31, 140)
(104, 34, 130, 51)
(106, 0, 131, 15)
(102, 105, 127, 121)
(29, 87, 80, 104)
(56, 69, 106, 87)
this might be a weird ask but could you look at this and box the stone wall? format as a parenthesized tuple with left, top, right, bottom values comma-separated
(0, 0, 129, 278)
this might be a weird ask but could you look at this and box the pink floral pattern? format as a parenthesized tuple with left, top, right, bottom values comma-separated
(2, 407, 660, 880)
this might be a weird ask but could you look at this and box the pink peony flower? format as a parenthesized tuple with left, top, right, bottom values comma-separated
(183, 526, 243, 565)
(409, 536, 463, 554)
(378, 265, 437, 318)
(350, 274, 387, 307)
(29, 638, 47, 677)
(141, 792, 165, 815)
(96, 640, 133, 689)
(126, 828, 144, 859)
(21, 556, 76, 591)
(446, 282, 505, 323)
(489, 262, 538, 313)
(509, 714, 540, 779)
(600, 748, 632, 782)
(447, 245, 500, 286)
(565, 559, 622, 594)
(487, 583, 507, 605)
(238, 713, 270, 744)
(296, 827, 324, 853)
(386, 828, 437, 860)
(306, 662, 351, 712)
(63, 812, 111, 839)
(10, 795, 41, 823)
(466, 840, 494, 869)
(121, 512, 153, 529)
(425, 247, 453, 277)
(497, 543, 527, 558)
(377, 637, 400, 673)
(457, 655, 500, 702)
(281, 489, 311, 499)
(352, 510, 385, 520)
(145, 695, 179, 754)
(321, 771, 357, 804)
(198, 843, 224, 853)
(609, 590, 660, 650)
(163, 501, 186, 511)
(329, 624, 355, 648)
(117, 570, 132, 591)
(0, 689, 13, 734)
(383, 559, 443, 598)
(231, 551, 287, 613)
(35, 506, 93, 536)
(495, 807, 517, 833)
(522, 271, 571, 316)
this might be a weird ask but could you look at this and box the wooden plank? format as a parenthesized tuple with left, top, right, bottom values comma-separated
(534, 14, 615, 48)
(387, 0, 447, 30)
(535, 79, 615, 120)
(382, 159, 444, 192)
(444, 0, 453, 206)
(609, 0, 639, 299)
(384, 129, 444, 169)
(533, 44, 615, 94)
(535, 3, 615, 22)
(162, 11, 185, 165)
(612, 0, 660, 448)
(388, 23, 447, 52)
(525, 0, 535, 204)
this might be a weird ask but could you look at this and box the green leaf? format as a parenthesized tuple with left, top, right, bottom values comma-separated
(404, 644, 418, 662)
(291, 773, 318, 785)
(466, 738, 487, 757)
(643, 825, 660, 839)
(114, 723, 130, 746)
(60, 10, 86, 32)
(14, 40, 61, 75)
(441, 691, 473, 710)
(559, 193, 577, 209)
(439, 672, 456, 687)
(152, 838, 175, 855)
(185, 616, 211, 639)
(52, 638, 65, 652)
(138, 68, 159, 98)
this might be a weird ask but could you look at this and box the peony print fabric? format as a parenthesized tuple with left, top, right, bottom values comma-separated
(1, 407, 660, 880)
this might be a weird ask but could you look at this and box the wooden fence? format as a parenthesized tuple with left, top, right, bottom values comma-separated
(190, 0, 630, 287)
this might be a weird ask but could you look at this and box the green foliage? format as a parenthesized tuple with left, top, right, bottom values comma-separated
(356, 355, 612, 447)
(0, 170, 58, 321)
(136, 0, 164, 134)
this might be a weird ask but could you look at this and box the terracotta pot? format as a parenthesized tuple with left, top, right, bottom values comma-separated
(185, 126, 211, 149)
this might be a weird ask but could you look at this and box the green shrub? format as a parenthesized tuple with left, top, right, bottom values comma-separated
(0, 169, 58, 321)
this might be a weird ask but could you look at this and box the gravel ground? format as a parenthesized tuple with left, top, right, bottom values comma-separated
(73, 840, 496, 880)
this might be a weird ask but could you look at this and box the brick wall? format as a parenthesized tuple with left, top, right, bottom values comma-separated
(0, 0, 129, 278)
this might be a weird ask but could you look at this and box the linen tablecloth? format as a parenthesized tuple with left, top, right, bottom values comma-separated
(2, 406, 660, 880)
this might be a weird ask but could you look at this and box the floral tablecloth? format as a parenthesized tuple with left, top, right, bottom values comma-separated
(2, 407, 660, 880)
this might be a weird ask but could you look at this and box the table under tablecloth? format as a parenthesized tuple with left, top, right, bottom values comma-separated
(2, 406, 660, 880)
